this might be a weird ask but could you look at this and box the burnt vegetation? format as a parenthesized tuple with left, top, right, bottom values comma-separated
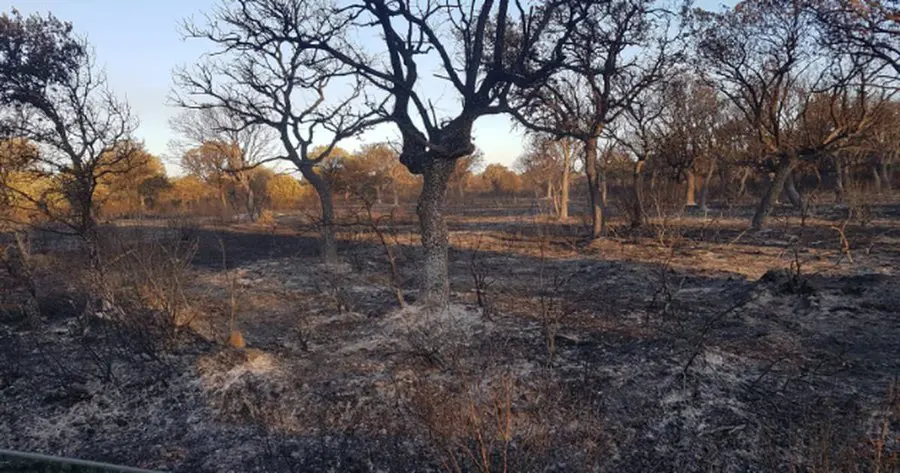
(1, 1, 899, 472)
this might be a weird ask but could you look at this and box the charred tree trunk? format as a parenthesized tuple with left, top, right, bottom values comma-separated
(752, 158, 794, 229)
(299, 164, 338, 265)
(560, 147, 571, 221)
(835, 157, 846, 204)
(417, 157, 456, 307)
(631, 159, 646, 228)
(584, 138, 605, 238)
(784, 171, 808, 218)
(873, 164, 883, 194)
(784, 171, 802, 207)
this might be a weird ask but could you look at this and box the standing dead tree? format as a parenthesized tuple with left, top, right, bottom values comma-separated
(173, 0, 384, 264)
(656, 77, 724, 211)
(612, 84, 666, 228)
(816, 0, 900, 76)
(693, 0, 891, 229)
(169, 108, 277, 221)
(0, 10, 140, 270)
(292, 0, 583, 306)
(515, 134, 578, 219)
(508, 0, 684, 238)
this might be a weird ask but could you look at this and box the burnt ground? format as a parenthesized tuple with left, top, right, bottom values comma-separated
(1, 202, 899, 472)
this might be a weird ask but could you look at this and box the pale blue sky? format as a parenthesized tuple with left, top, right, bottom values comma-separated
(5, 0, 735, 174)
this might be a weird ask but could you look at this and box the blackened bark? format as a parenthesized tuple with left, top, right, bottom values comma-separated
(631, 159, 646, 228)
(835, 157, 846, 203)
(752, 158, 794, 229)
(784, 171, 802, 207)
(873, 164, 883, 193)
(584, 138, 605, 238)
(560, 147, 571, 220)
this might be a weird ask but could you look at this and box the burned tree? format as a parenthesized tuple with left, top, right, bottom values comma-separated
(174, 0, 382, 264)
(516, 134, 578, 219)
(291, 0, 582, 306)
(0, 10, 139, 268)
(612, 84, 666, 227)
(170, 109, 276, 221)
(656, 77, 723, 211)
(816, 0, 900, 75)
(694, 0, 890, 229)
(508, 0, 683, 238)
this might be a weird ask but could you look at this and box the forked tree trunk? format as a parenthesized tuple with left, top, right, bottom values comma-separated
(299, 164, 338, 264)
(547, 180, 559, 216)
(417, 157, 456, 307)
(784, 170, 809, 219)
(583, 137, 605, 238)
(631, 159, 646, 228)
(738, 167, 751, 199)
(686, 169, 697, 206)
(560, 145, 571, 220)
(784, 171, 802, 207)
(752, 158, 794, 229)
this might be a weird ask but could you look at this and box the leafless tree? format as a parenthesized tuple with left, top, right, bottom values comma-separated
(816, 0, 900, 76)
(657, 77, 723, 210)
(290, 0, 583, 306)
(612, 84, 666, 227)
(173, 0, 383, 264)
(1, 10, 139, 269)
(865, 102, 899, 192)
(170, 108, 277, 221)
(693, 0, 890, 229)
(516, 133, 578, 219)
(508, 0, 684, 238)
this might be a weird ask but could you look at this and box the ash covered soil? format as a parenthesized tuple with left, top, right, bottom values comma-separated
(1, 209, 899, 473)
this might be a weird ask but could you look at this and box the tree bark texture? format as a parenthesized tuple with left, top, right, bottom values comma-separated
(416, 157, 456, 307)
(299, 164, 338, 264)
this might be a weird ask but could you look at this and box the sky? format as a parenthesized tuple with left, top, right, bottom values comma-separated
(5, 0, 735, 175)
